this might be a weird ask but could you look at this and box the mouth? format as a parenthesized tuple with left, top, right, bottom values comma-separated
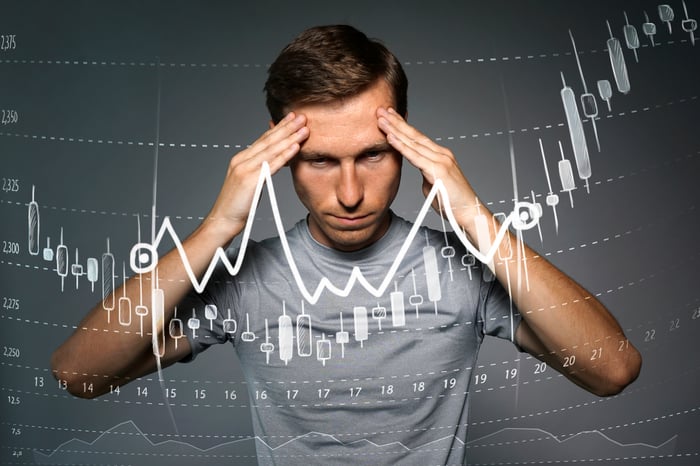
(330, 213, 372, 228)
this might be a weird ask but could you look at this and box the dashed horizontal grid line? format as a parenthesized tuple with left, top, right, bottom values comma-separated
(0, 38, 691, 69)
(0, 157, 696, 277)
(468, 362, 700, 429)
(0, 59, 267, 68)
(0, 130, 246, 150)
(7, 405, 697, 459)
(4, 381, 698, 445)
(1, 249, 691, 386)
(0, 199, 206, 222)
(537, 203, 699, 260)
(1, 419, 253, 443)
(434, 95, 698, 142)
(1, 95, 695, 151)
(4, 340, 698, 435)
(461, 452, 699, 464)
(10, 439, 473, 461)
(20, 446, 699, 462)
(2, 358, 520, 391)
(2, 282, 646, 388)
(467, 407, 697, 450)
(0, 416, 493, 449)
(0, 384, 469, 411)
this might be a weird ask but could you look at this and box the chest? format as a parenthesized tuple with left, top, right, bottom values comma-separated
(232, 262, 485, 411)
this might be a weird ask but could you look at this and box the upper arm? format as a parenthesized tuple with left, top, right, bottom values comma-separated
(124, 328, 194, 385)
(514, 319, 548, 360)
(514, 319, 571, 375)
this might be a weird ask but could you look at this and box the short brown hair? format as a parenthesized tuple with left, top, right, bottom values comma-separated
(264, 25, 408, 123)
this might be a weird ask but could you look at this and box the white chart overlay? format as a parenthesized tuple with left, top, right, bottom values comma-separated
(1, 1, 699, 465)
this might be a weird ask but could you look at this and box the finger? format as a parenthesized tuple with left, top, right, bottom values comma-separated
(378, 112, 463, 189)
(378, 119, 446, 172)
(378, 107, 449, 156)
(266, 134, 307, 174)
(243, 125, 309, 175)
(377, 113, 442, 174)
(384, 130, 438, 175)
(234, 126, 309, 180)
(250, 113, 306, 155)
(242, 113, 307, 162)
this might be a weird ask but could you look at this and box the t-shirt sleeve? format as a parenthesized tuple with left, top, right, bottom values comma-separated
(477, 275, 523, 348)
(179, 251, 240, 362)
(179, 292, 228, 362)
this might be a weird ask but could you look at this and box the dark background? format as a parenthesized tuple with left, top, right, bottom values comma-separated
(1, 1, 698, 464)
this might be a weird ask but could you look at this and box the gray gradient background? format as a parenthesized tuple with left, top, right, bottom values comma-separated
(1, 0, 699, 464)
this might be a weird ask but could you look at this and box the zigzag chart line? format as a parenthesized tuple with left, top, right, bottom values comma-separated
(33, 419, 678, 460)
(466, 427, 678, 450)
(134, 162, 541, 305)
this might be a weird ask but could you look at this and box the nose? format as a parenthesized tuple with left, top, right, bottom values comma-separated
(336, 161, 364, 210)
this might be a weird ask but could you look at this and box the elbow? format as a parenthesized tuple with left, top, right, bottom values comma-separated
(51, 347, 103, 399)
(592, 348, 642, 397)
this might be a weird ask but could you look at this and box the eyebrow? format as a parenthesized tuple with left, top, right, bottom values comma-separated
(297, 141, 395, 160)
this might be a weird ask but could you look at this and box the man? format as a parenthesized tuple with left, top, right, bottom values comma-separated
(52, 25, 641, 465)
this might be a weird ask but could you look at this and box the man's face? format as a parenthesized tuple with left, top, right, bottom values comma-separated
(287, 80, 402, 252)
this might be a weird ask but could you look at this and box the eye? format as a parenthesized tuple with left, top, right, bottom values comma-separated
(308, 157, 329, 167)
(364, 151, 385, 161)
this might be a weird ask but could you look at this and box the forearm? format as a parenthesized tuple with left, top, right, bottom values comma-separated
(376, 108, 641, 394)
(51, 113, 307, 398)
(508, 244, 639, 393)
(467, 208, 641, 395)
(51, 219, 239, 397)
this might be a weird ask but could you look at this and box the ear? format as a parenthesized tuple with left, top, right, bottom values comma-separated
(268, 120, 275, 130)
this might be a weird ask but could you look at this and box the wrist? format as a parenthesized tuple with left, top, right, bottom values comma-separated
(451, 199, 490, 238)
(194, 215, 244, 249)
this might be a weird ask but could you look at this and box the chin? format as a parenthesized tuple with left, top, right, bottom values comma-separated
(312, 213, 390, 251)
(326, 230, 375, 252)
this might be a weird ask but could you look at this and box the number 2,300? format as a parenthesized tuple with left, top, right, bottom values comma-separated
(2, 241, 20, 254)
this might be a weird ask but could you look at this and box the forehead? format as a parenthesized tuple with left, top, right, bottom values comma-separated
(293, 80, 395, 157)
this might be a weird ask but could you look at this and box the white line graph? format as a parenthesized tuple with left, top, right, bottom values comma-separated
(130, 162, 541, 305)
(466, 426, 678, 450)
(33, 419, 679, 462)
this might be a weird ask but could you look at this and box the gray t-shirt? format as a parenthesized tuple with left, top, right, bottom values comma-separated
(183, 212, 521, 465)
